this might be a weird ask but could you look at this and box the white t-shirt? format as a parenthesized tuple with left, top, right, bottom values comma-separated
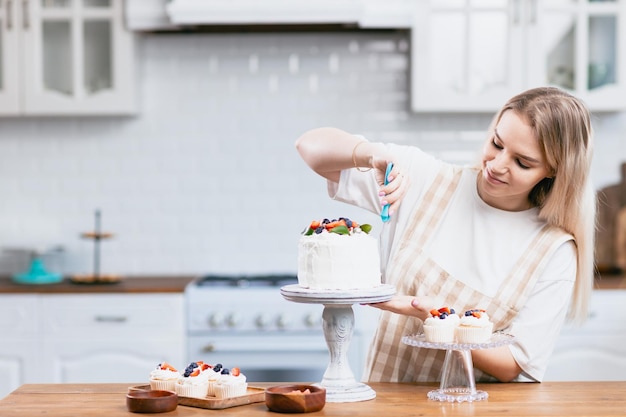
(329, 143, 575, 382)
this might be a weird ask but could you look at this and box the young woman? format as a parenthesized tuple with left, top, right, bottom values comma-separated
(295, 87, 595, 383)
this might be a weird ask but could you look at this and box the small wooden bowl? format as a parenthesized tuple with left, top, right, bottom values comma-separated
(126, 390, 178, 413)
(265, 384, 326, 413)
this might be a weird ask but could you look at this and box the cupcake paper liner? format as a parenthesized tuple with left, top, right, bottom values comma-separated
(175, 381, 209, 399)
(213, 382, 248, 399)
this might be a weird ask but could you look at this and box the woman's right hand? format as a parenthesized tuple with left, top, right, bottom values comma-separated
(373, 157, 409, 218)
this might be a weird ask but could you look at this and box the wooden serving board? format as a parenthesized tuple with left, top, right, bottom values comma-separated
(131, 385, 265, 410)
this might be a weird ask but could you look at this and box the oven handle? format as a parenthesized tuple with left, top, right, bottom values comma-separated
(201, 343, 329, 353)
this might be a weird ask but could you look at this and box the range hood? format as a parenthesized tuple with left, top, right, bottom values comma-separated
(166, 0, 361, 25)
(125, 0, 414, 31)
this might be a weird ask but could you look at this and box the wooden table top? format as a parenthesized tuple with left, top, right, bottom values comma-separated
(1, 382, 625, 416)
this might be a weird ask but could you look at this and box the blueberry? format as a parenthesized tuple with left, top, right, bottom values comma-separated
(440, 312, 448, 319)
(450, 308, 456, 315)
(315, 226, 324, 234)
(221, 368, 229, 375)
(345, 219, 353, 227)
(322, 219, 330, 224)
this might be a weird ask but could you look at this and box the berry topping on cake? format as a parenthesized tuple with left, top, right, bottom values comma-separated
(231, 367, 241, 377)
(464, 309, 487, 318)
(429, 307, 457, 319)
(156, 362, 177, 372)
(183, 361, 202, 377)
(303, 217, 372, 236)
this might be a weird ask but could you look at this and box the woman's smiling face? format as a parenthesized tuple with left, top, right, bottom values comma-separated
(478, 110, 552, 211)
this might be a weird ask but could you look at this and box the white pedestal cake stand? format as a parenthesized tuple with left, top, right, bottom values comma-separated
(280, 284, 395, 403)
(401, 332, 515, 402)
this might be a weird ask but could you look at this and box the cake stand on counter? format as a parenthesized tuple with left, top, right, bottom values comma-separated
(402, 332, 515, 402)
(280, 284, 395, 403)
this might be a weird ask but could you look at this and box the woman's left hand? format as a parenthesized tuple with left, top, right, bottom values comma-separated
(366, 295, 436, 322)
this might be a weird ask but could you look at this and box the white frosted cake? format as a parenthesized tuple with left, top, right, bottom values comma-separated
(297, 218, 381, 290)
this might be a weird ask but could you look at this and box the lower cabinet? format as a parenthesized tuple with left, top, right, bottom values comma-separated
(544, 290, 626, 381)
(0, 293, 185, 399)
(0, 295, 40, 399)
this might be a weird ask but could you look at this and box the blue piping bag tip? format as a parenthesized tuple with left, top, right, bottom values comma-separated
(381, 162, 393, 223)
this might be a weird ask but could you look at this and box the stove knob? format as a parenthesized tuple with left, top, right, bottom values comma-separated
(208, 312, 224, 328)
(304, 313, 321, 328)
(276, 314, 292, 329)
(226, 313, 240, 328)
(255, 313, 271, 329)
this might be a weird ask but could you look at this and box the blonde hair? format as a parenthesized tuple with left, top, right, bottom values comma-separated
(488, 87, 596, 323)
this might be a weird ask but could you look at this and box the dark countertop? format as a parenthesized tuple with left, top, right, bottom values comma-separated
(594, 273, 626, 289)
(0, 273, 624, 294)
(0, 276, 196, 294)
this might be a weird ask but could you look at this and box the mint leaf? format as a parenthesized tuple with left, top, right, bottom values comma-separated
(329, 225, 350, 235)
(360, 224, 372, 234)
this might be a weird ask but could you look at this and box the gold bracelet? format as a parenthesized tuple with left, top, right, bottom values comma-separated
(352, 141, 372, 172)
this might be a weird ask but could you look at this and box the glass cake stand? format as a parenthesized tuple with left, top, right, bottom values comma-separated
(402, 332, 515, 402)
(280, 283, 395, 403)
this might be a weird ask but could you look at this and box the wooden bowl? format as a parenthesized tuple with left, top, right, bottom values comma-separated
(126, 390, 178, 413)
(265, 384, 326, 413)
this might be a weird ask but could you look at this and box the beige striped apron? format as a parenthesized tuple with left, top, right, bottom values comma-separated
(363, 165, 573, 382)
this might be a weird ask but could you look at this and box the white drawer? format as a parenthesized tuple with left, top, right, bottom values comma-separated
(560, 290, 626, 334)
(41, 293, 184, 338)
(0, 294, 39, 338)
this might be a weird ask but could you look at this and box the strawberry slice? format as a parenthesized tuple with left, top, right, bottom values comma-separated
(429, 309, 440, 317)
(231, 367, 240, 377)
(190, 368, 200, 377)
(438, 307, 451, 315)
(160, 362, 177, 372)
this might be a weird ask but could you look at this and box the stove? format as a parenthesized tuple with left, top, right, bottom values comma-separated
(185, 274, 376, 382)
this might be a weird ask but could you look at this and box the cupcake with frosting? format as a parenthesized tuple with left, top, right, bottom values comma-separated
(423, 307, 460, 343)
(175, 361, 210, 398)
(149, 362, 180, 391)
(213, 366, 247, 399)
(456, 309, 494, 343)
(201, 363, 222, 397)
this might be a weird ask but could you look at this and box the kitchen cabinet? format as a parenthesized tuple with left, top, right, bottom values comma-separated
(0, 293, 184, 399)
(543, 289, 626, 381)
(0, 295, 40, 399)
(0, 0, 135, 116)
(412, 0, 626, 112)
(41, 293, 185, 384)
(127, 0, 415, 30)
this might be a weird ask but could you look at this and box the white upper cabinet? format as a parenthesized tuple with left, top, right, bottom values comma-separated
(412, 0, 626, 113)
(0, 0, 135, 116)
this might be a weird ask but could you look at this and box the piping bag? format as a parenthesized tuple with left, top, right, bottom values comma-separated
(381, 162, 393, 222)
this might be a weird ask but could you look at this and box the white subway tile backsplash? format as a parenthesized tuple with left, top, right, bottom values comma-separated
(0, 30, 622, 277)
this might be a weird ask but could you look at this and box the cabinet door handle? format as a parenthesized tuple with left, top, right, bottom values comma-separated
(21, 0, 27, 30)
(6, 0, 12, 30)
(529, 0, 537, 25)
(94, 315, 128, 323)
(512, 0, 521, 25)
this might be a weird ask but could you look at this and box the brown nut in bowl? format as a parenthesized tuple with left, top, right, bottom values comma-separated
(126, 389, 178, 413)
(265, 384, 326, 413)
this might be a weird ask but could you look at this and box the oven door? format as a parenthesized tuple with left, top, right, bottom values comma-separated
(188, 333, 365, 383)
